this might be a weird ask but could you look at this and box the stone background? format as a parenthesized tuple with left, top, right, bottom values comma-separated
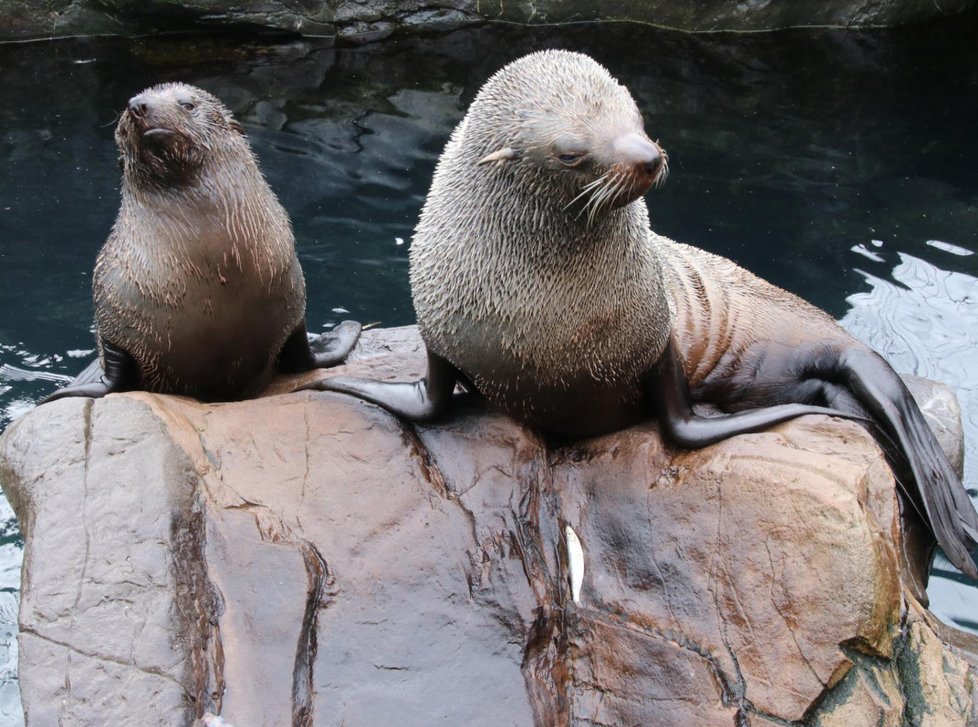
(2, 0, 978, 42)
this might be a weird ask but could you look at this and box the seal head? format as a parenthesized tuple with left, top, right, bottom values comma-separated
(116, 83, 243, 188)
(471, 51, 668, 220)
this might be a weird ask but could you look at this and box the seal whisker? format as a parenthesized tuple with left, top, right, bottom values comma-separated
(101, 111, 122, 129)
(599, 173, 626, 219)
(582, 180, 607, 227)
(586, 171, 626, 227)
(566, 172, 612, 217)
(576, 188, 610, 226)
(655, 159, 670, 189)
(585, 183, 611, 228)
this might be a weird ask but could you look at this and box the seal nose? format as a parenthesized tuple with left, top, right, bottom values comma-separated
(641, 149, 662, 176)
(614, 132, 662, 177)
(128, 94, 151, 119)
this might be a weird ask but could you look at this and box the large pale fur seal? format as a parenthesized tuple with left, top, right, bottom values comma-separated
(303, 51, 978, 577)
(44, 82, 359, 403)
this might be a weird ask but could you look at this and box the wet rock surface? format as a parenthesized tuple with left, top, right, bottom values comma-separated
(1, 326, 977, 725)
(1, 0, 977, 41)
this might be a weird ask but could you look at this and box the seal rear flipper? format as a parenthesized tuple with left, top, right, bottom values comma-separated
(278, 320, 362, 372)
(40, 340, 139, 403)
(67, 357, 105, 387)
(839, 347, 978, 579)
(646, 338, 865, 449)
(298, 349, 459, 422)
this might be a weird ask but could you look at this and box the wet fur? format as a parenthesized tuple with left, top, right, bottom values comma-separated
(415, 51, 978, 577)
(95, 83, 305, 400)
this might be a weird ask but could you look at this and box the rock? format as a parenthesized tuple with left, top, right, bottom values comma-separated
(1, 0, 976, 42)
(1, 325, 977, 725)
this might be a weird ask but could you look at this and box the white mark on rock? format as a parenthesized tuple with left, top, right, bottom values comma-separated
(565, 524, 584, 605)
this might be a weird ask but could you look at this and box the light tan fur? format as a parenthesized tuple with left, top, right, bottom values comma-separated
(411, 51, 670, 428)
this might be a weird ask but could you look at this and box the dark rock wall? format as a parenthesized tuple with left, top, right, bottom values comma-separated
(1, 0, 977, 42)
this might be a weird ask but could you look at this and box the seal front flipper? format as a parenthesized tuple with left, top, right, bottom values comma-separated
(838, 347, 978, 579)
(41, 340, 139, 403)
(310, 320, 362, 367)
(278, 320, 361, 372)
(300, 350, 459, 422)
(647, 338, 863, 449)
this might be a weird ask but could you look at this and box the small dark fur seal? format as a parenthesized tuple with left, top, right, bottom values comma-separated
(303, 51, 978, 578)
(44, 82, 359, 403)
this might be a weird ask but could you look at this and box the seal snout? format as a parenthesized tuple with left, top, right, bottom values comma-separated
(128, 95, 150, 120)
(117, 84, 213, 183)
(127, 93, 164, 131)
(613, 132, 666, 185)
(126, 92, 178, 139)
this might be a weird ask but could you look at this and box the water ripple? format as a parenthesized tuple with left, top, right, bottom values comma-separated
(841, 245, 978, 632)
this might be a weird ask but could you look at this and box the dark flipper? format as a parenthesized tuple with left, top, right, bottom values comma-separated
(684, 334, 977, 580)
(836, 347, 978, 579)
(40, 340, 139, 404)
(645, 338, 866, 448)
(298, 349, 459, 422)
(278, 320, 362, 373)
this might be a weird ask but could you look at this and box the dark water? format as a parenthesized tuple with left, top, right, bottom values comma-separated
(1, 14, 978, 723)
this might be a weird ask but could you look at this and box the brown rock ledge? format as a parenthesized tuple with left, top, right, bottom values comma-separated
(1, 325, 976, 726)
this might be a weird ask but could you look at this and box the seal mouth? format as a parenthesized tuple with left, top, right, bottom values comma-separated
(142, 127, 177, 140)
(135, 125, 185, 158)
(566, 165, 663, 226)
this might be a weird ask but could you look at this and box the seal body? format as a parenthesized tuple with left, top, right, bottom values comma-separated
(408, 51, 852, 436)
(666, 242, 858, 392)
(47, 82, 358, 402)
(411, 52, 670, 434)
(310, 50, 978, 579)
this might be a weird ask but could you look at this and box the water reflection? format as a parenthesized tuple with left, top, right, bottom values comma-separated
(841, 244, 978, 630)
(0, 12, 976, 723)
(0, 496, 21, 727)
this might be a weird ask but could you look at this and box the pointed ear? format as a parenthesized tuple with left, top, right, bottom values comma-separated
(477, 147, 518, 165)
(228, 119, 245, 136)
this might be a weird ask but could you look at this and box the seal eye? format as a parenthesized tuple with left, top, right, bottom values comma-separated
(557, 152, 586, 167)
(179, 101, 196, 112)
